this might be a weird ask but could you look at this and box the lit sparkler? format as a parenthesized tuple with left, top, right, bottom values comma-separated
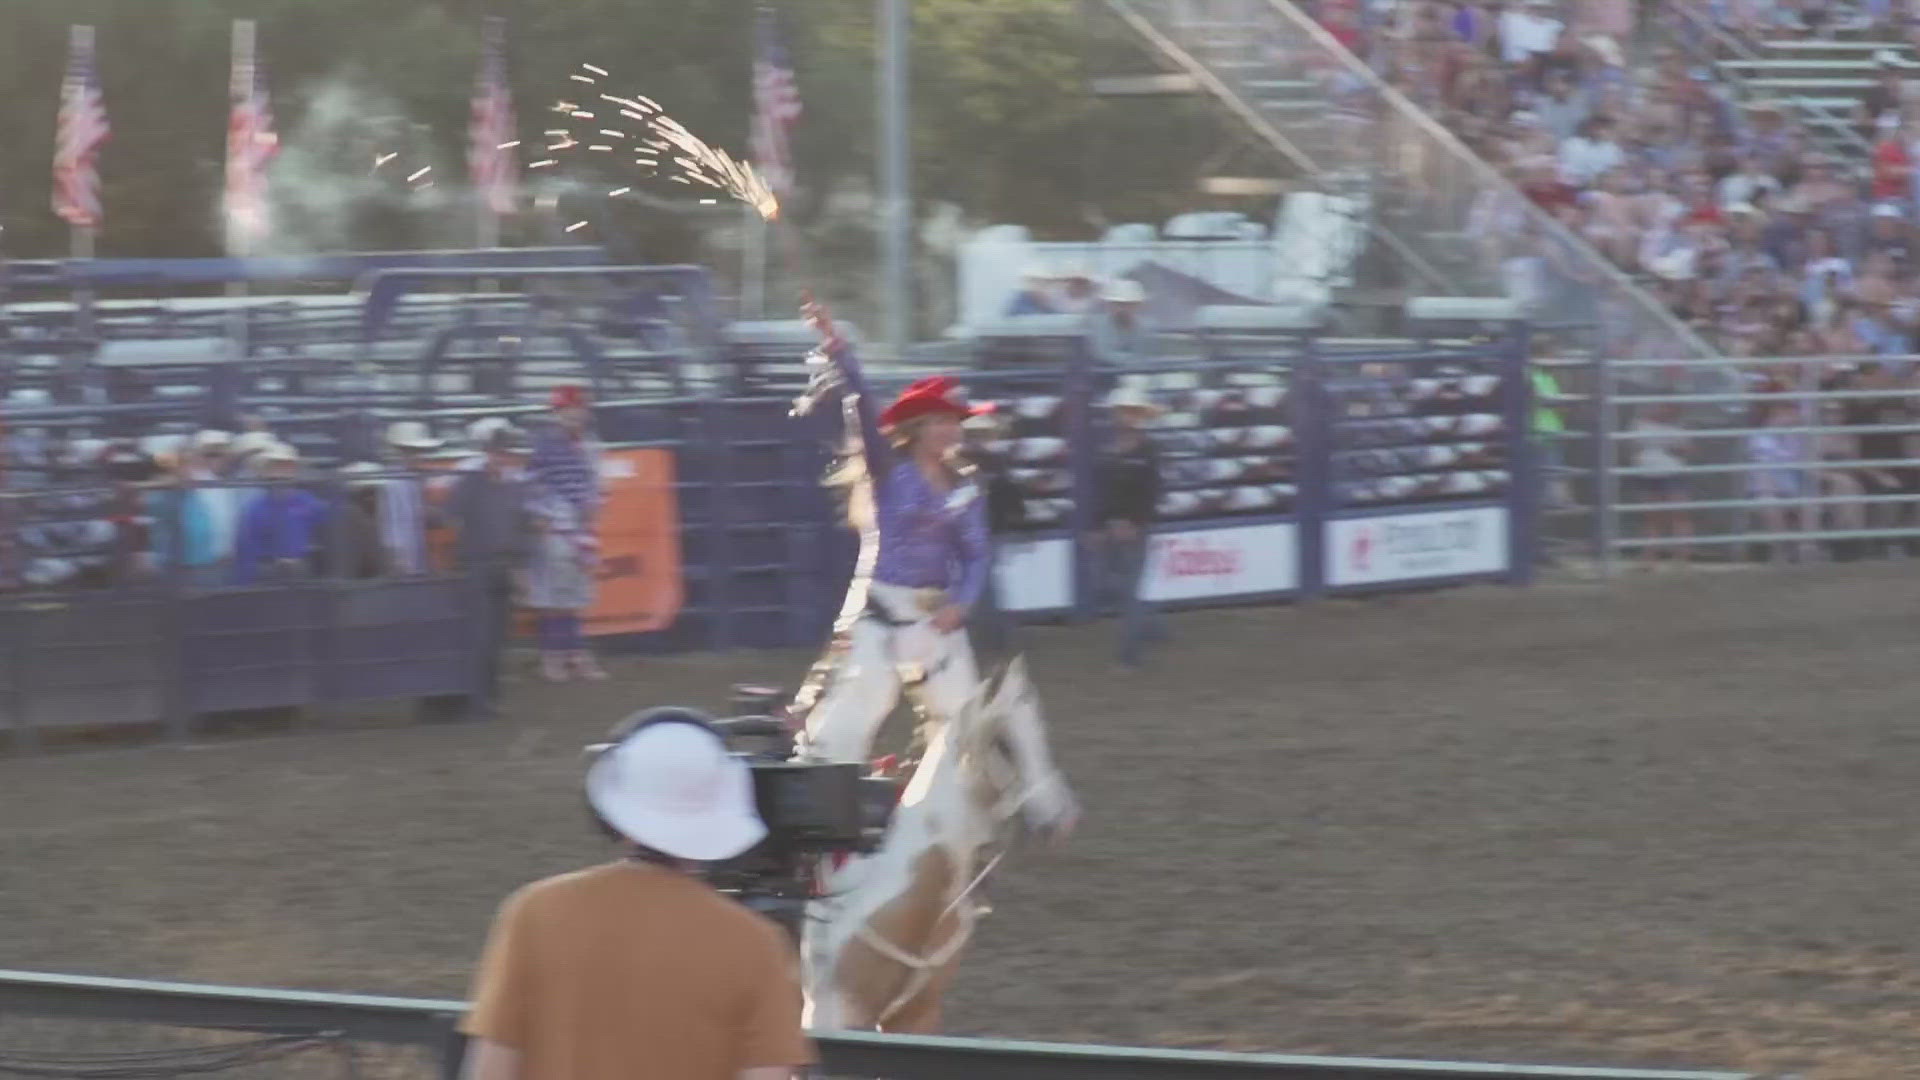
(547, 73, 781, 221)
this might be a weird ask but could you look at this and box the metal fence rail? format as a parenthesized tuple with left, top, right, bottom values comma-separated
(0, 969, 1756, 1080)
(1570, 353, 1920, 570)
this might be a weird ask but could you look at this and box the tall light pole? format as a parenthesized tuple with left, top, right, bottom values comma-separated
(879, 0, 911, 359)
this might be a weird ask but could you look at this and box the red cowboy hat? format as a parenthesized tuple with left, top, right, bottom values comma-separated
(878, 376, 994, 429)
(551, 385, 589, 410)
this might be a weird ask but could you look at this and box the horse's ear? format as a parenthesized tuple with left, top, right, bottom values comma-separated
(1000, 655, 1030, 696)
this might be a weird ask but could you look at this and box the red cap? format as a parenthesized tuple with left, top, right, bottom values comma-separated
(878, 376, 992, 429)
(551, 385, 588, 410)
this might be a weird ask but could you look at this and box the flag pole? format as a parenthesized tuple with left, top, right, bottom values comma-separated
(475, 15, 508, 253)
(70, 221, 96, 343)
(878, 0, 911, 360)
(67, 25, 100, 344)
(225, 19, 256, 368)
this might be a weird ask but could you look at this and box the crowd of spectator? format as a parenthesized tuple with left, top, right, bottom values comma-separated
(0, 387, 611, 687)
(1303, 0, 1920, 561)
(1314, 0, 1920, 360)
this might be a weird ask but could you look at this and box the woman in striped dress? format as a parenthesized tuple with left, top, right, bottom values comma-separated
(527, 385, 606, 681)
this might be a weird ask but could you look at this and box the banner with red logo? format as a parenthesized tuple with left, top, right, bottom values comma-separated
(1325, 507, 1509, 588)
(1142, 523, 1299, 602)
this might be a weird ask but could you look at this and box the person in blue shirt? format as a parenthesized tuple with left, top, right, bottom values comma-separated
(788, 302, 997, 766)
(1003, 265, 1059, 317)
(231, 445, 331, 585)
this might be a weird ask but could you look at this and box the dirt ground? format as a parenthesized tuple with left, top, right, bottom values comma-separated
(9, 564, 1920, 1078)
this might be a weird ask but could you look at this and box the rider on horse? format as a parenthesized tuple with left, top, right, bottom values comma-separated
(791, 303, 995, 766)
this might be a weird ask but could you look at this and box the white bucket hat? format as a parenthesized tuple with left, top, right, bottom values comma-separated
(1105, 385, 1164, 414)
(230, 430, 278, 458)
(467, 416, 512, 446)
(585, 713, 767, 862)
(386, 420, 444, 451)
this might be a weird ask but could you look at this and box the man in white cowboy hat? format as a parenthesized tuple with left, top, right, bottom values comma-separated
(183, 429, 247, 573)
(1091, 277, 1152, 363)
(462, 708, 813, 1080)
(380, 420, 446, 575)
(231, 443, 330, 585)
(443, 425, 535, 720)
(1054, 262, 1101, 315)
(1088, 385, 1169, 671)
(1003, 263, 1060, 317)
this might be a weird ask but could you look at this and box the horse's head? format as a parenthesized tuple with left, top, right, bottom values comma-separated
(961, 656, 1079, 844)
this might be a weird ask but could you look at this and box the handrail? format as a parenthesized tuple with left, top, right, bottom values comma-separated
(1145, 0, 1718, 362)
(1666, 0, 1761, 64)
(1101, 1, 1454, 294)
(0, 968, 1759, 1080)
(1258, 0, 1720, 360)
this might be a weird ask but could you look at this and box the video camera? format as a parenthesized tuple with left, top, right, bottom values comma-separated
(704, 686, 900, 939)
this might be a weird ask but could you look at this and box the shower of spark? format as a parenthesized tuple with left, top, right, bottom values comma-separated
(581, 63, 608, 77)
(569, 74, 596, 84)
(565, 220, 589, 233)
(406, 166, 432, 183)
(497, 140, 521, 150)
(373, 151, 398, 169)
(644, 111, 778, 219)
(546, 71, 781, 220)
(530, 159, 556, 169)
(609, 186, 631, 197)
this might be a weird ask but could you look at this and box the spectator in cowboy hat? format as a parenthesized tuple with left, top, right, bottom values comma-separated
(1003, 264, 1060, 317)
(232, 443, 330, 585)
(228, 429, 280, 479)
(380, 420, 445, 576)
(1088, 384, 1168, 671)
(1053, 263, 1101, 315)
(1091, 278, 1152, 364)
(462, 707, 811, 1080)
(445, 425, 535, 720)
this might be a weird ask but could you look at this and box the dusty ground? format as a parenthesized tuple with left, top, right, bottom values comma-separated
(8, 564, 1920, 1078)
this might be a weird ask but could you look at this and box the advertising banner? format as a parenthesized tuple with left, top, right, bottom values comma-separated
(1141, 522, 1299, 602)
(1325, 506, 1509, 588)
(583, 447, 684, 635)
(994, 538, 1074, 612)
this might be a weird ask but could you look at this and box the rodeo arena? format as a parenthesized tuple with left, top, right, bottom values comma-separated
(23, 0, 1920, 1077)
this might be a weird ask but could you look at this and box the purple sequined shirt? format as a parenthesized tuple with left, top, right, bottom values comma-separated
(831, 345, 990, 608)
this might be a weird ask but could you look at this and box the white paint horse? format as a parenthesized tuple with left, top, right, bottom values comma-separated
(800, 655, 1079, 1032)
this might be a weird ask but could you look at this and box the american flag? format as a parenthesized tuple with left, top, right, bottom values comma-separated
(469, 16, 519, 216)
(52, 27, 110, 229)
(751, 5, 802, 198)
(224, 22, 279, 251)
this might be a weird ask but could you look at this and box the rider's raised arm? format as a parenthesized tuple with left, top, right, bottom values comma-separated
(821, 338, 891, 494)
(806, 303, 892, 494)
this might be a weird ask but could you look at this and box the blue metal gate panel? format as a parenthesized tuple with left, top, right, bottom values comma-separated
(323, 578, 476, 703)
(179, 587, 327, 714)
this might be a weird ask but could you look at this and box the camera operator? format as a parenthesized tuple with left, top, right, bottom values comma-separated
(460, 707, 815, 1080)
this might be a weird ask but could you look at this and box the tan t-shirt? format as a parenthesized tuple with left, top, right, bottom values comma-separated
(462, 861, 814, 1079)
